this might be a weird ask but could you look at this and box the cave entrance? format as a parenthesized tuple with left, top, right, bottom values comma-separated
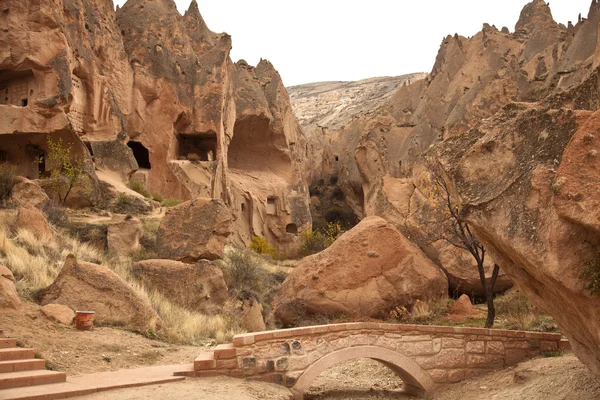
(127, 141, 151, 169)
(0, 70, 36, 107)
(286, 223, 298, 235)
(177, 133, 217, 162)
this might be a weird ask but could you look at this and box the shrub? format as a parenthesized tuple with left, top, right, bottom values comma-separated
(298, 222, 343, 257)
(112, 193, 152, 215)
(128, 181, 150, 198)
(250, 236, 276, 258)
(0, 163, 17, 206)
(222, 247, 270, 296)
(44, 137, 91, 204)
(42, 202, 69, 227)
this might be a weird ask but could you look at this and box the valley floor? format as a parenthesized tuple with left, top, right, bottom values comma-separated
(72, 354, 600, 400)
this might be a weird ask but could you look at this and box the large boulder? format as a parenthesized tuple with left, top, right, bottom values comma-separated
(132, 259, 228, 313)
(438, 105, 600, 376)
(41, 255, 161, 332)
(15, 207, 53, 239)
(156, 198, 232, 262)
(10, 177, 49, 209)
(0, 266, 20, 309)
(274, 216, 448, 325)
(433, 241, 513, 298)
(107, 216, 143, 256)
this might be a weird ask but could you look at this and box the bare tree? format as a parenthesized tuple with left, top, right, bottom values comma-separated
(421, 158, 500, 328)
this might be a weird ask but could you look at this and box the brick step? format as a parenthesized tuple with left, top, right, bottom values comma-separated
(194, 352, 215, 370)
(0, 330, 4, 338)
(0, 348, 36, 362)
(0, 370, 66, 390)
(213, 343, 236, 360)
(0, 359, 46, 373)
(0, 338, 17, 349)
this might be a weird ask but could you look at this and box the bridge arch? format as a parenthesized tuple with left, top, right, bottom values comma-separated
(289, 345, 434, 400)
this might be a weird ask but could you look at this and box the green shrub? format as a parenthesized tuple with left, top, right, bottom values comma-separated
(298, 222, 343, 257)
(0, 163, 17, 206)
(250, 236, 276, 257)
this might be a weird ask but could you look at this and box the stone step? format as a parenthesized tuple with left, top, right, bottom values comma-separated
(213, 343, 236, 360)
(0, 359, 46, 373)
(194, 351, 216, 370)
(0, 370, 66, 390)
(0, 348, 36, 362)
(0, 330, 4, 338)
(0, 338, 17, 349)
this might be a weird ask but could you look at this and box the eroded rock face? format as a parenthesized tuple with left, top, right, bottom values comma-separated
(0, 266, 20, 309)
(273, 216, 448, 325)
(437, 103, 600, 375)
(41, 255, 161, 332)
(156, 198, 232, 262)
(107, 216, 142, 256)
(433, 241, 513, 298)
(132, 259, 228, 313)
(1, 0, 311, 252)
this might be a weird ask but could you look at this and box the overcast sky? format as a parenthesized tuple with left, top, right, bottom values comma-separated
(113, 0, 593, 86)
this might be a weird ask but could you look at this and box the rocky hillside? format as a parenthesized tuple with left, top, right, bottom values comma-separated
(0, 0, 310, 252)
(291, 0, 600, 378)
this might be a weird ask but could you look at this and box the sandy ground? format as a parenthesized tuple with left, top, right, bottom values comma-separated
(73, 354, 600, 400)
(0, 303, 203, 375)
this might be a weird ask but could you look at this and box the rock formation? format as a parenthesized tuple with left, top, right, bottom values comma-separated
(41, 255, 161, 332)
(0, 0, 311, 252)
(132, 259, 228, 313)
(156, 198, 232, 262)
(0, 265, 21, 309)
(274, 216, 448, 325)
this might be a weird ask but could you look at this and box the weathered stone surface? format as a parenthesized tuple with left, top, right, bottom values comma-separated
(156, 198, 232, 262)
(10, 177, 49, 209)
(41, 303, 75, 326)
(132, 259, 228, 313)
(41, 255, 161, 332)
(0, 266, 21, 309)
(273, 216, 448, 324)
(241, 298, 267, 333)
(15, 207, 53, 239)
(433, 241, 513, 297)
(107, 216, 142, 255)
(438, 102, 600, 375)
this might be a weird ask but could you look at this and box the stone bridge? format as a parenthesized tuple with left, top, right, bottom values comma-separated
(179, 323, 562, 399)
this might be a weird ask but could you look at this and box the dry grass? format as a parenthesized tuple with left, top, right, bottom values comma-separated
(0, 217, 244, 344)
(494, 289, 558, 332)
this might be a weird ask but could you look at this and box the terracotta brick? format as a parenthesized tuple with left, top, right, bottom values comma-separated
(559, 339, 571, 351)
(504, 341, 529, 349)
(447, 369, 466, 383)
(442, 338, 464, 349)
(216, 358, 238, 369)
(506, 330, 527, 338)
(466, 341, 485, 354)
(486, 341, 505, 354)
(434, 326, 455, 334)
(435, 349, 466, 368)
(232, 334, 255, 346)
(214, 344, 237, 359)
(253, 332, 274, 342)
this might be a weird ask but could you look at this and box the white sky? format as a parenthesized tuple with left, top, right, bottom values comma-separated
(113, 0, 593, 86)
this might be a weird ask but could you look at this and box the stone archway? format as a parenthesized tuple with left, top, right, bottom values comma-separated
(289, 346, 434, 400)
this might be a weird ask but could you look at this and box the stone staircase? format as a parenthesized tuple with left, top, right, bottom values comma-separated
(0, 330, 66, 392)
(175, 343, 242, 378)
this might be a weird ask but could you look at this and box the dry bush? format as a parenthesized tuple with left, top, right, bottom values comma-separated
(149, 290, 242, 344)
(130, 218, 160, 261)
(494, 289, 557, 332)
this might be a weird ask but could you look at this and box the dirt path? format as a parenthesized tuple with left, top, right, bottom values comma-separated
(73, 354, 600, 400)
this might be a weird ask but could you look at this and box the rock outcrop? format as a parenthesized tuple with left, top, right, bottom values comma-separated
(15, 207, 53, 239)
(0, 0, 311, 252)
(437, 94, 600, 375)
(274, 216, 448, 325)
(41, 303, 75, 326)
(10, 177, 49, 209)
(0, 265, 20, 309)
(41, 255, 161, 332)
(132, 259, 228, 313)
(156, 198, 232, 262)
(107, 215, 142, 255)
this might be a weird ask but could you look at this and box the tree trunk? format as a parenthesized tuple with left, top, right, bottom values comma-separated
(484, 264, 501, 328)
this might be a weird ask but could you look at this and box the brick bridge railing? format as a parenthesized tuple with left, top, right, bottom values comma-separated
(177, 322, 563, 399)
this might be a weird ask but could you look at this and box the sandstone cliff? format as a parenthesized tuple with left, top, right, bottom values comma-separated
(0, 0, 311, 251)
